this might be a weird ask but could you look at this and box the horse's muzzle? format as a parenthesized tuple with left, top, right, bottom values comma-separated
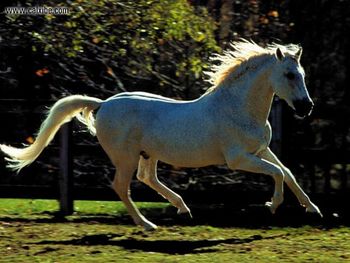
(293, 99, 314, 118)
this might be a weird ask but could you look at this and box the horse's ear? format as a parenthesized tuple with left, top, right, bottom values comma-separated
(275, 48, 284, 61)
(295, 47, 303, 61)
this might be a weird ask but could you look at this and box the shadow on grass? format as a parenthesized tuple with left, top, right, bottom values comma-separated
(34, 233, 269, 254)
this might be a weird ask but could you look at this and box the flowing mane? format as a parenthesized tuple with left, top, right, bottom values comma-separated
(205, 39, 301, 93)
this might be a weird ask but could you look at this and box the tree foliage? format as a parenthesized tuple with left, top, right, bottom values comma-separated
(1, 0, 218, 99)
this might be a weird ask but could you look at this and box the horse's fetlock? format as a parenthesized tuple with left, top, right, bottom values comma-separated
(273, 194, 284, 206)
(172, 195, 184, 208)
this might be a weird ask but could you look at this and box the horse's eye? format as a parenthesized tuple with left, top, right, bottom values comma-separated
(285, 72, 295, 80)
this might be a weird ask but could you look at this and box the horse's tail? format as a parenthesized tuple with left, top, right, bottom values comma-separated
(0, 95, 102, 172)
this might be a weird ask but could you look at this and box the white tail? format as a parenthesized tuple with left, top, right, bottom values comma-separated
(0, 95, 102, 172)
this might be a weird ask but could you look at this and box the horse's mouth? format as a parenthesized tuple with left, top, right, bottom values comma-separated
(293, 99, 314, 118)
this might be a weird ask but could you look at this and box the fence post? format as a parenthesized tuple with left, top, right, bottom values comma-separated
(59, 122, 74, 215)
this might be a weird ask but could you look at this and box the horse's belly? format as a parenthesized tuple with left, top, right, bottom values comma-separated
(141, 124, 224, 167)
(146, 141, 225, 168)
(159, 154, 225, 168)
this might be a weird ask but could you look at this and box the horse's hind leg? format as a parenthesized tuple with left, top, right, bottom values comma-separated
(260, 148, 322, 216)
(136, 157, 191, 216)
(112, 162, 158, 231)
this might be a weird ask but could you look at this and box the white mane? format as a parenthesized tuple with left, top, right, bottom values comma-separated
(205, 39, 301, 92)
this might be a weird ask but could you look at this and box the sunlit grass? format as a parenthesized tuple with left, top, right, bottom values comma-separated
(0, 198, 169, 218)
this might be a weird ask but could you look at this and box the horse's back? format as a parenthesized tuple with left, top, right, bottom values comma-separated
(95, 93, 162, 145)
(95, 92, 187, 155)
(97, 92, 188, 131)
(107, 91, 179, 102)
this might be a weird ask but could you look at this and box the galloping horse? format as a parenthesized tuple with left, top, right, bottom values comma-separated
(1, 40, 322, 230)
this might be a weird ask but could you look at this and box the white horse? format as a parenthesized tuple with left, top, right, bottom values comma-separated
(0, 40, 322, 230)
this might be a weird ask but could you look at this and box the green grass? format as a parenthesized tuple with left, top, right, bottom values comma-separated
(0, 198, 168, 217)
(0, 199, 349, 262)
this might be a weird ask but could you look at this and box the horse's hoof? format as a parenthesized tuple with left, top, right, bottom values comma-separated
(177, 209, 193, 219)
(177, 204, 192, 216)
(306, 204, 323, 218)
(143, 221, 158, 231)
(265, 201, 276, 214)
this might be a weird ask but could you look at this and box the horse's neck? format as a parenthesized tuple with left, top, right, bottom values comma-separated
(213, 57, 274, 126)
(244, 68, 274, 125)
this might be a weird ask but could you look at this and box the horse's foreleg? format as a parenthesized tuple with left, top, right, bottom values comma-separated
(228, 153, 284, 214)
(112, 165, 158, 231)
(259, 148, 322, 216)
(136, 157, 191, 216)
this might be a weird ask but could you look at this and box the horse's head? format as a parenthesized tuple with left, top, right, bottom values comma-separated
(269, 47, 313, 118)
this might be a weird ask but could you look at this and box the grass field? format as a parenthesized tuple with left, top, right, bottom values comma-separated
(0, 199, 349, 262)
